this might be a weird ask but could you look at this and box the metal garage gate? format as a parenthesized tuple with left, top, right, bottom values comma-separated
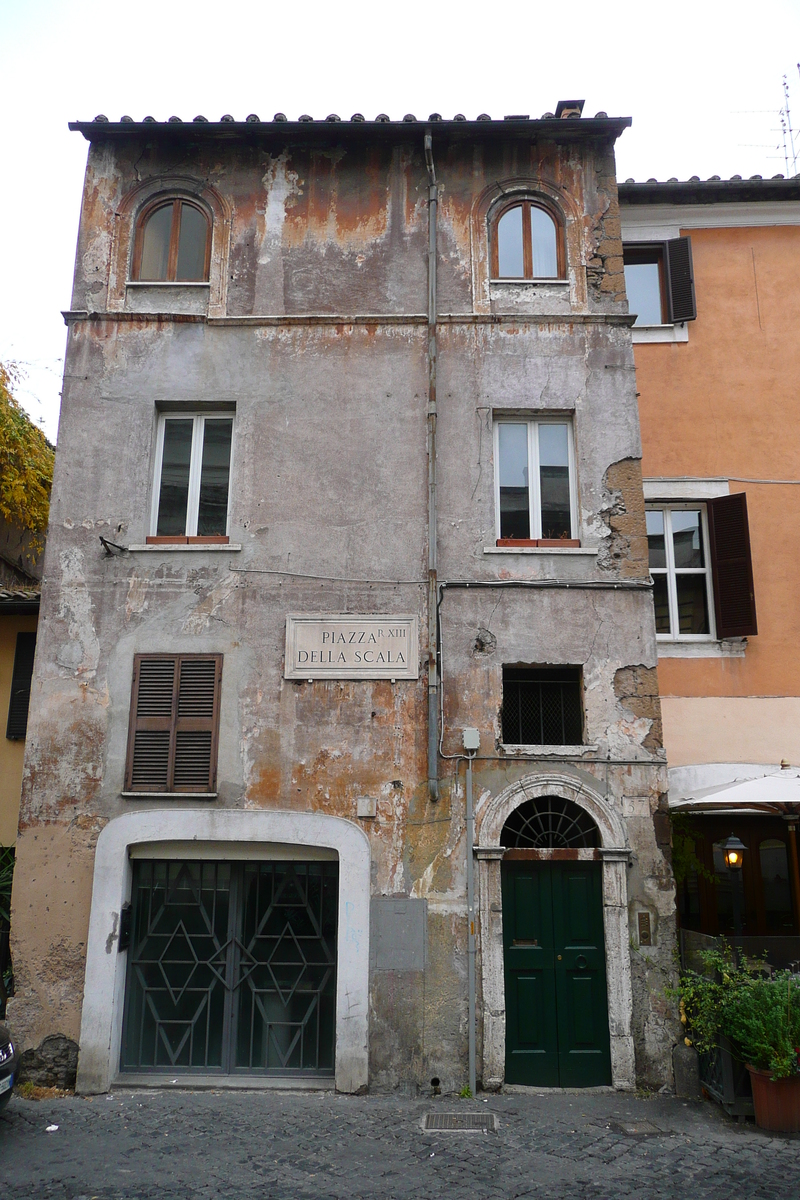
(120, 859, 338, 1076)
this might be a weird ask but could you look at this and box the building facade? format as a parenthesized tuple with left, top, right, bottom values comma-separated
(621, 176, 800, 962)
(9, 107, 676, 1093)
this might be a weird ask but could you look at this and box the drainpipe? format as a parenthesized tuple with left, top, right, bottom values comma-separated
(425, 132, 439, 802)
(465, 745, 478, 1097)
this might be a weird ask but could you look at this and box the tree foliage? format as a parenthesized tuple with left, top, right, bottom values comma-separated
(0, 362, 54, 541)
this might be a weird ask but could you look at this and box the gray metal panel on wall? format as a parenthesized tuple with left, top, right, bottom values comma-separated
(371, 898, 427, 971)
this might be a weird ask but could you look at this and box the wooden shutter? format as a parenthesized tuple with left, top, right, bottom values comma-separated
(125, 654, 222, 792)
(706, 493, 758, 638)
(6, 632, 37, 739)
(665, 237, 697, 322)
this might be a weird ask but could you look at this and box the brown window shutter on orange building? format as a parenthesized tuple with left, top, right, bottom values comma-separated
(706, 493, 758, 638)
(665, 237, 696, 322)
(125, 654, 222, 792)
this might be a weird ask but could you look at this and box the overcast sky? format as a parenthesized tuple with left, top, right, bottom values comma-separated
(2, 0, 799, 441)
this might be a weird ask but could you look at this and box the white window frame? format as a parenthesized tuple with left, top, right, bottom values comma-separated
(647, 502, 716, 641)
(150, 412, 234, 538)
(493, 417, 577, 542)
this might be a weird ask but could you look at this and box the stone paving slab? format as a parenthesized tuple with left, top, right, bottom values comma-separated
(1, 1088, 798, 1200)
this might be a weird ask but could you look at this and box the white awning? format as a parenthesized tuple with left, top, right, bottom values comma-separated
(669, 769, 800, 816)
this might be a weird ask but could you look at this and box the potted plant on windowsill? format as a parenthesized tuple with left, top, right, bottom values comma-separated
(676, 945, 800, 1132)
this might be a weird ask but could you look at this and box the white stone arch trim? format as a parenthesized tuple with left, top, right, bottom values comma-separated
(475, 772, 635, 1091)
(475, 771, 627, 850)
(76, 808, 370, 1095)
(107, 174, 232, 315)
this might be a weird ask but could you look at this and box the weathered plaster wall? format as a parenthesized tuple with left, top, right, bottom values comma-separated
(11, 124, 677, 1091)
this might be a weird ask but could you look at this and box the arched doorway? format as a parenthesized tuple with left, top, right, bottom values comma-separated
(501, 796, 611, 1087)
(475, 773, 635, 1091)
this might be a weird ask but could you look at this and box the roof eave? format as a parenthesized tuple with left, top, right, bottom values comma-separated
(69, 116, 632, 143)
(619, 178, 800, 205)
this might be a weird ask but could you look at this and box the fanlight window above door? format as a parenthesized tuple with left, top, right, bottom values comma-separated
(501, 796, 599, 849)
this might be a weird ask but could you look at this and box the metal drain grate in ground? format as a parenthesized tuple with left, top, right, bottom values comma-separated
(424, 1113, 497, 1132)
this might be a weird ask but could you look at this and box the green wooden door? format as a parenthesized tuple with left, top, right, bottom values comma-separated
(502, 860, 611, 1087)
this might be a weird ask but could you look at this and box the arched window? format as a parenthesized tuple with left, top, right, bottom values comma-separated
(132, 199, 210, 282)
(501, 796, 599, 849)
(492, 199, 562, 280)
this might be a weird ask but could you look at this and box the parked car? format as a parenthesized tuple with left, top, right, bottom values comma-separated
(0, 1023, 17, 1110)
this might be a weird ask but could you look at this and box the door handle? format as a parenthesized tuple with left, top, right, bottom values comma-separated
(575, 955, 588, 970)
(557, 954, 562, 961)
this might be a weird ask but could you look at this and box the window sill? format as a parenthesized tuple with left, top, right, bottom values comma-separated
(631, 323, 689, 344)
(484, 545, 597, 556)
(146, 536, 230, 545)
(496, 538, 581, 548)
(128, 543, 241, 552)
(656, 638, 747, 658)
(121, 792, 219, 800)
(490, 278, 570, 286)
(499, 744, 599, 757)
(125, 281, 210, 288)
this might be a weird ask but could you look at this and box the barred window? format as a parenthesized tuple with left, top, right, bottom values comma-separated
(501, 666, 583, 746)
(124, 654, 222, 794)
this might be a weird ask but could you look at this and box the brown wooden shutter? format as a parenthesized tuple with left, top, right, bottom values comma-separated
(6, 632, 37, 740)
(125, 654, 222, 792)
(665, 237, 697, 322)
(706, 493, 758, 638)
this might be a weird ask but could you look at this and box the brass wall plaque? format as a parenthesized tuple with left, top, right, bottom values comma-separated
(284, 614, 419, 680)
(637, 911, 652, 946)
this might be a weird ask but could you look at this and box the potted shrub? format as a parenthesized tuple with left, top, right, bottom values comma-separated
(676, 945, 800, 1132)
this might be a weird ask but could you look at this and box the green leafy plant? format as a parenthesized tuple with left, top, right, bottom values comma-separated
(674, 944, 800, 1080)
(458, 1084, 473, 1099)
(0, 847, 14, 1018)
(670, 813, 715, 886)
(0, 847, 13, 930)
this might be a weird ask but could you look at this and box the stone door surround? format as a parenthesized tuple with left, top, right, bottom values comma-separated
(475, 772, 636, 1091)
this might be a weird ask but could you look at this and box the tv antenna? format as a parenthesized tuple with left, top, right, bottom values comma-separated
(779, 70, 798, 177)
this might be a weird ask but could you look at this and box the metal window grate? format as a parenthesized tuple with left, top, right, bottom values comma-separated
(424, 1113, 496, 1132)
(501, 667, 582, 745)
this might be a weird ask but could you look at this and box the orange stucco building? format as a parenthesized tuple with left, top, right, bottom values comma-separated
(620, 177, 800, 957)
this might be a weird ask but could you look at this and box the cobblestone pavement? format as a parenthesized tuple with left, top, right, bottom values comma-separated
(1, 1087, 798, 1200)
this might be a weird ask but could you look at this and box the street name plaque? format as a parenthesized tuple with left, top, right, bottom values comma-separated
(284, 614, 419, 680)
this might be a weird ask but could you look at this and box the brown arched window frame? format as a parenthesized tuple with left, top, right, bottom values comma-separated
(490, 198, 565, 280)
(131, 198, 211, 283)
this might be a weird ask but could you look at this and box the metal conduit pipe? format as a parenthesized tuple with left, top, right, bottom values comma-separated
(425, 132, 439, 802)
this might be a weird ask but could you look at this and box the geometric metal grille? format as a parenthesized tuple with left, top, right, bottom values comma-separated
(502, 667, 582, 746)
(500, 796, 599, 849)
(120, 860, 337, 1074)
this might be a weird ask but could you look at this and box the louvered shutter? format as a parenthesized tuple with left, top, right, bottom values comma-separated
(706, 493, 758, 638)
(6, 632, 37, 739)
(125, 654, 222, 792)
(665, 237, 697, 322)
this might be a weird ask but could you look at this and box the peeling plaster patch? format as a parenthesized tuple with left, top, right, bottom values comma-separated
(124, 573, 149, 622)
(597, 458, 649, 578)
(56, 549, 100, 676)
(614, 665, 663, 752)
(253, 153, 301, 312)
(182, 573, 240, 633)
